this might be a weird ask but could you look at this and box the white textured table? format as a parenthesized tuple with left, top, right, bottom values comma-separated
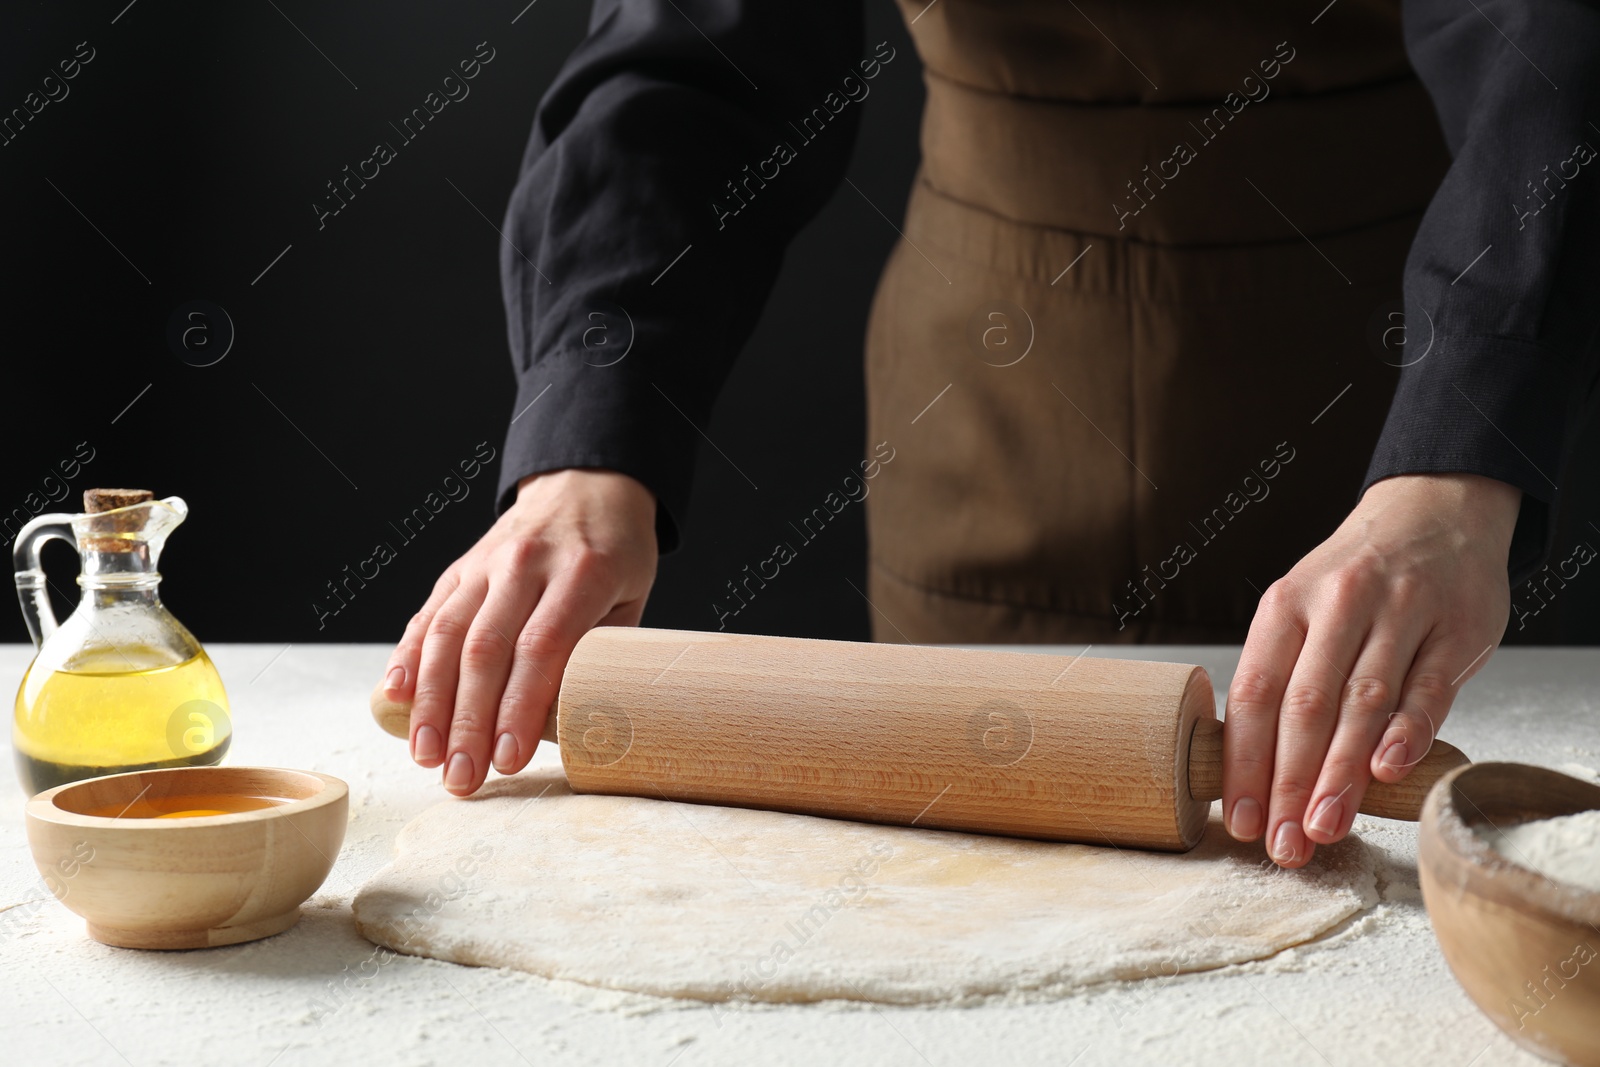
(3, 643, 1597, 1067)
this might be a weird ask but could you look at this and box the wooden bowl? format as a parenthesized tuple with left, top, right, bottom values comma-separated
(1419, 762, 1600, 1066)
(25, 766, 348, 949)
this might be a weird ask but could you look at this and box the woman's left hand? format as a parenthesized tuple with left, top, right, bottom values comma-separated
(1222, 472, 1522, 868)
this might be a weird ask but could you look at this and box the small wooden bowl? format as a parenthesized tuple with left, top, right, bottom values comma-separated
(25, 766, 348, 949)
(1419, 762, 1600, 1067)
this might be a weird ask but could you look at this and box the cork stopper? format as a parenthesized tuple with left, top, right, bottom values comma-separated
(82, 489, 157, 553)
(84, 488, 154, 514)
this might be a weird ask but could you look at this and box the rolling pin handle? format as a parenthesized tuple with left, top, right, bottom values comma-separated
(370, 685, 560, 745)
(1186, 714, 1470, 822)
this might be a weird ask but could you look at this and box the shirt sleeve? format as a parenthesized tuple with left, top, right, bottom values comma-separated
(1364, 0, 1600, 586)
(494, 0, 868, 553)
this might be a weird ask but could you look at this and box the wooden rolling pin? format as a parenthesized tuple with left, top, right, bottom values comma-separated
(371, 627, 1467, 852)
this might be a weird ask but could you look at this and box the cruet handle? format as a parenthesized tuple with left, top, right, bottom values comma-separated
(12, 513, 77, 648)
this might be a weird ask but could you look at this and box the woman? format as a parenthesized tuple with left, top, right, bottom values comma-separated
(379, 0, 1597, 869)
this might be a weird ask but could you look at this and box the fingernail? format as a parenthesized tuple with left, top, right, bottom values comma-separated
(1229, 796, 1263, 840)
(1271, 822, 1301, 865)
(412, 724, 442, 763)
(493, 733, 517, 773)
(1308, 796, 1343, 837)
(444, 752, 474, 791)
(385, 666, 406, 694)
(1380, 741, 1409, 772)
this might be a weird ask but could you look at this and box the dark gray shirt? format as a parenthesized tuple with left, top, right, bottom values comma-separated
(494, 0, 1600, 588)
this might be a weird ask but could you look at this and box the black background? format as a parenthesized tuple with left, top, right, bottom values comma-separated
(2, 0, 1594, 653)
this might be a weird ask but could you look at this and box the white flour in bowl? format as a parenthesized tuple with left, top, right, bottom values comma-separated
(1485, 809, 1600, 893)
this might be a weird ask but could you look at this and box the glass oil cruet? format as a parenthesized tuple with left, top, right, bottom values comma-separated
(12, 488, 230, 795)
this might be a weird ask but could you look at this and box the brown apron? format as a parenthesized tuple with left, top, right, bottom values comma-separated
(865, 0, 1451, 643)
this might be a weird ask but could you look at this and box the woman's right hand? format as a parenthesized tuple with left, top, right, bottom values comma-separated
(378, 467, 659, 796)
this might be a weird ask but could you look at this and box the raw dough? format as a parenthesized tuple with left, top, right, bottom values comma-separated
(353, 771, 1376, 1004)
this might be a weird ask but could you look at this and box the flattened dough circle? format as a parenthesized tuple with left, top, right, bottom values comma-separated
(353, 772, 1376, 1004)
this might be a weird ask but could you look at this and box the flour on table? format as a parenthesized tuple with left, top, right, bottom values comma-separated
(1484, 809, 1600, 894)
(353, 771, 1377, 1005)
(1556, 763, 1599, 782)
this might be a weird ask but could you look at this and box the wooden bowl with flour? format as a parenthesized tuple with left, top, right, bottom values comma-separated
(1419, 762, 1600, 1067)
(25, 766, 348, 949)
